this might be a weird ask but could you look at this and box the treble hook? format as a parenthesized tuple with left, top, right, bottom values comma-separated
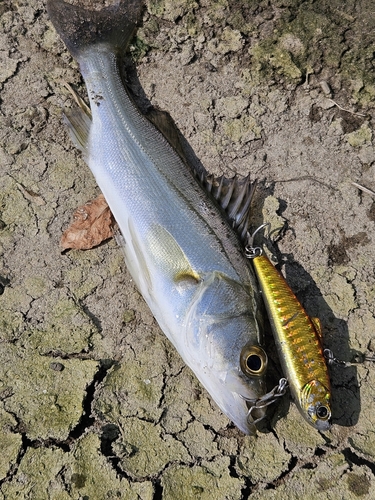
(324, 348, 375, 367)
(245, 223, 270, 259)
(245, 378, 288, 426)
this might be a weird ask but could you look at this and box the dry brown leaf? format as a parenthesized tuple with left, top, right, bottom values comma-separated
(17, 182, 46, 206)
(61, 194, 115, 250)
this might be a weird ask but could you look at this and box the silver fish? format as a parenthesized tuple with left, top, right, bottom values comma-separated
(47, 0, 268, 434)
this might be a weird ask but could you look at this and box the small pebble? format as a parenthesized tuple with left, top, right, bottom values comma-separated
(319, 80, 332, 96)
(50, 362, 64, 372)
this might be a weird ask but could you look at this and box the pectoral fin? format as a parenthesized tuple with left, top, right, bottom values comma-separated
(147, 225, 201, 285)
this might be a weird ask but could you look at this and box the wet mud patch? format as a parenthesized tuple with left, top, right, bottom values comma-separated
(328, 231, 370, 266)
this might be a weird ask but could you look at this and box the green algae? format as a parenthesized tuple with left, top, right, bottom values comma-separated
(130, 35, 151, 62)
(240, 2, 375, 106)
(24, 276, 47, 297)
(114, 417, 191, 478)
(64, 266, 104, 301)
(0, 345, 98, 441)
(64, 251, 106, 298)
(0, 433, 154, 500)
(0, 176, 38, 235)
(346, 123, 373, 148)
(223, 115, 262, 143)
(0, 307, 25, 342)
(0, 284, 33, 316)
(0, 447, 68, 500)
(162, 456, 242, 500)
(236, 433, 290, 483)
(28, 296, 101, 354)
(203, 0, 229, 26)
(47, 157, 82, 193)
(340, 46, 375, 106)
(62, 242, 123, 299)
(250, 41, 302, 82)
(147, 0, 198, 21)
(209, 27, 243, 55)
(146, 0, 167, 17)
(94, 354, 166, 423)
(70, 433, 154, 499)
(0, 408, 22, 482)
(122, 309, 136, 324)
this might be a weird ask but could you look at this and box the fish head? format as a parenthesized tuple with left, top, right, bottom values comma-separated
(186, 327, 269, 435)
(216, 342, 269, 435)
(299, 379, 332, 431)
(181, 272, 271, 435)
(181, 306, 270, 435)
(239, 342, 270, 429)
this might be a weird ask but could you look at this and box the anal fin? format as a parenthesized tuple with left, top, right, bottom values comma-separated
(63, 83, 92, 155)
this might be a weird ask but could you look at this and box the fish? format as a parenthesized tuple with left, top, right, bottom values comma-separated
(245, 226, 332, 431)
(46, 0, 270, 434)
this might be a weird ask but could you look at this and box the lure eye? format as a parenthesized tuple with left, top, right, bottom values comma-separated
(240, 344, 268, 377)
(316, 404, 330, 420)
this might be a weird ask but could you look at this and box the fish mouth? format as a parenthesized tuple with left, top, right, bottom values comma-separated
(240, 377, 288, 433)
(246, 403, 267, 430)
(236, 388, 269, 434)
(229, 400, 267, 436)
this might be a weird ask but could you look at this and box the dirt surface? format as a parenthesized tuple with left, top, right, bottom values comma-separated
(1, 0, 375, 498)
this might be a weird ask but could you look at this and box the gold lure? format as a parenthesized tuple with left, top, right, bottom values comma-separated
(246, 225, 332, 431)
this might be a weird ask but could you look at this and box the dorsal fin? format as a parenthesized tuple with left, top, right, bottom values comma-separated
(199, 173, 257, 244)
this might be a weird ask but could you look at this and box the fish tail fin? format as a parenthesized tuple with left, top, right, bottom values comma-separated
(46, 0, 145, 59)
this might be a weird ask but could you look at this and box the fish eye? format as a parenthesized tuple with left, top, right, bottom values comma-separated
(316, 404, 330, 420)
(240, 345, 268, 377)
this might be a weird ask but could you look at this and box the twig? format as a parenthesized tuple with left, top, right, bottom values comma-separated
(328, 99, 367, 117)
(352, 181, 375, 197)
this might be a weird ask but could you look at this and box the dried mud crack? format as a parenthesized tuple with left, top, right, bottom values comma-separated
(1, 0, 375, 498)
(0, 359, 113, 485)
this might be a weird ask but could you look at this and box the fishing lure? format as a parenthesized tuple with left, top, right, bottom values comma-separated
(245, 225, 332, 431)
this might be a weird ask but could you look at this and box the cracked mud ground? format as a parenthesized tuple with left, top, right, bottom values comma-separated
(1, 0, 375, 498)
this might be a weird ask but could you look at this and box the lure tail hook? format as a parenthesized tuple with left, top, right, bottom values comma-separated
(324, 348, 375, 367)
(245, 223, 270, 259)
